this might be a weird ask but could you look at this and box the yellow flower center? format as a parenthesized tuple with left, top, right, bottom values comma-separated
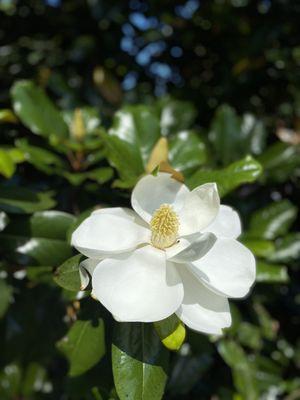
(150, 204, 179, 249)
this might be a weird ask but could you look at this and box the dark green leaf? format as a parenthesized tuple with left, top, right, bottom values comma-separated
(0, 185, 56, 214)
(187, 156, 262, 196)
(15, 139, 66, 174)
(168, 131, 208, 174)
(3, 210, 75, 240)
(57, 319, 105, 377)
(240, 113, 267, 155)
(53, 254, 83, 291)
(209, 104, 241, 165)
(63, 167, 113, 186)
(112, 322, 168, 400)
(11, 80, 69, 138)
(247, 200, 297, 240)
(258, 142, 300, 182)
(109, 105, 161, 166)
(157, 97, 197, 135)
(0, 279, 13, 318)
(253, 303, 278, 340)
(102, 133, 143, 185)
(268, 233, 300, 263)
(0, 212, 72, 266)
(27, 266, 54, 284)
(237, 322, 262, 350)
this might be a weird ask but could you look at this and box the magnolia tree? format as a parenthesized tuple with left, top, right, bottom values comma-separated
(0, 81, 299, 399)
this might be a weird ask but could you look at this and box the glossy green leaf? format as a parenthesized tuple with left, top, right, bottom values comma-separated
(247, 200, 297, 240)
(112, 322, 168, 400)
(157, 97, 197, 135)
(0, 212, 72, 266)
(187, 156, 262, 196)
(102, 133, 143, 185)
(11, 80, 69, 138)
(240, 113, 267, 155)
(258, 142, 300, 182)
(0, 279, 13, 318)
(109, 105, 161, 165)
(268, 233, 300, 263)
(57, 319, 105, 377)
(154, 314, 186, 351)
(256, 261, 289, 283)
(3, 210, 75, 240)
(168, 131, 208, 174)
(0, 185, 56, 214)
(53, 254, 83, 291)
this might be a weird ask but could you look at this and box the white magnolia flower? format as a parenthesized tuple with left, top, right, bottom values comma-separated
(71, 173, 256, 335)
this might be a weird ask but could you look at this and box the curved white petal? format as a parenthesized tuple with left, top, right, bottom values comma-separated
(166, 232, 217, 263)
(178, 183, 220, 236)
(131, 173, 189, 223)
(203, 205, 242, 239)
(79, 258, 100, 290)
(71, 207, 150, 258)
(92, 246, 184, 322)
(189, 239, 256, 298)
(176, 265, 231, 335)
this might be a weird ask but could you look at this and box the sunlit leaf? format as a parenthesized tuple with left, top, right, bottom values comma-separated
(187, 156, 262, 196)
(154, 314, 186, 351)
(256, 261, 289, 283)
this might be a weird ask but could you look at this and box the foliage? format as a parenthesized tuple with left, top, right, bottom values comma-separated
(0, 1, 300, 399)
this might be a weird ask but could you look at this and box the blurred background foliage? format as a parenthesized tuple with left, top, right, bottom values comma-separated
(0, 0, 300, 399)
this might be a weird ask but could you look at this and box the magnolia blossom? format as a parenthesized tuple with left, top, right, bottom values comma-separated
(71, 173, 255, 335)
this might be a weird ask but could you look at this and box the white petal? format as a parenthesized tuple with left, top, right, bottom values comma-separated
(131, 173, 189, 223)
(166, 232, 217, 263)
(190, 239, 256, 298)
(178, 183, 220, 236)
(176, 265, 231, 335)
(92, 246, 184, 322)
(203, 205, 242, 239)
(71, 207, 150, 258)
(79, 258, 100, 290)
